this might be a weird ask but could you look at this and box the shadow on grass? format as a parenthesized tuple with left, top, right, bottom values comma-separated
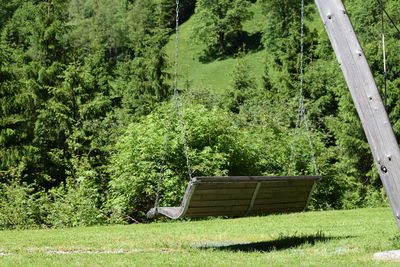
(199, 233, 352, 253)
(198, 31, 263, 64)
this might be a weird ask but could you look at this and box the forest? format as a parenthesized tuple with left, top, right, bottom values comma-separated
(0, 0, 399, 229)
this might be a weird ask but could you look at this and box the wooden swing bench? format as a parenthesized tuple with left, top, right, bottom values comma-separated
(147, 175, 320, 219)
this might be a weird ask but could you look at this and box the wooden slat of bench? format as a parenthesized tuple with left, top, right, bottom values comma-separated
(196, 180, 314, 189)
(195, 183, 258, 190)
(193, 184, 314, 196)
(252, 202, 306, 211)
(190, 189, 311, 202)
(254, 196, 309, 205)
(188, 199, 251, 207)
(187, 201, 306, 211)
(185, 207, 304, 217)
(189, 196, 307, 208)
(193, 188, 255, 195)
(256, 190, 309, 200)
(257, 186, 313, 194)
(191, 194, 256, 201)
(185, 205, 249, 214)
(260, 180, 315, 187)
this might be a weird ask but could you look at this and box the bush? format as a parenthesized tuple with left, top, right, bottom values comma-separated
(107, 102, 323, 221)
(0, 178, 106, 229)
(0, 180, 44, 229)
(45, 178, 107, 228)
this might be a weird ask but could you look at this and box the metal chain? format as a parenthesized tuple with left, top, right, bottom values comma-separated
(173, 0, 192, 180)
(154, 101, 176, 208)
(154, 0, 192, 208)
(174, 92, 193, 180)
(288, 0, 319, 175)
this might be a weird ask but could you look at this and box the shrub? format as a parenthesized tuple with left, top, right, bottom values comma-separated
(0, 180, 41, 229)
(107, 103, 321, 221)
(0, 178, 106, 229)
(44, 178, 107, 228)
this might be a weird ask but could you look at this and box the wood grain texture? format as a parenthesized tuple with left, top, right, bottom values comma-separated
(188, 199, 251, 207)
(254, 195, 309, 205)
(193, 189, 255, 195)
(257, 186, 313, 194)
(147, 176, 319, 219)
(314, 0, 400, 230)
(190, 194, 254, 201)
(195, 183, 257, 190)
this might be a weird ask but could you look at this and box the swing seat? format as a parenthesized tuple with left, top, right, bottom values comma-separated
(147, 175, 320, 219)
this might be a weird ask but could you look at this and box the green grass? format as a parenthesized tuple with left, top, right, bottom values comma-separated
(166, 1, 325, 97)
(1, 208, 400, 266)
(166, 1, 267, 95)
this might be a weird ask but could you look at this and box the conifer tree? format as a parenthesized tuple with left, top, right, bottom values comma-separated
(0, 44, 37, 179)
(113, 0, 171, 115)
(225, 55, 257, 113)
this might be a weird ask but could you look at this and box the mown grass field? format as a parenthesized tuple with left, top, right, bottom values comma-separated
(1, 207, 400, 266)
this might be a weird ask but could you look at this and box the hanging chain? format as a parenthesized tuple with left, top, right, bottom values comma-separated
(154, 0, 192, 208)
(288, 0, 319, 175)
(173, 0, 192, 180)
(154, 101, 176, 208)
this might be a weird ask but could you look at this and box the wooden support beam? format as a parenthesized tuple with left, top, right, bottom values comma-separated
(314, 0, 400, 230)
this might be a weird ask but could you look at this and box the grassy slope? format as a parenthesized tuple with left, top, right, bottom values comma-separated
(166, 2, 325, 96)
(166, 2, 266, 95)
(0, 208, 399, 266)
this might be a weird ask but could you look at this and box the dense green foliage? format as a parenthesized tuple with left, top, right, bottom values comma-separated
(108, 103, 324, 219)
(0, 0, 399, 228)
(191, 0, 254, 56)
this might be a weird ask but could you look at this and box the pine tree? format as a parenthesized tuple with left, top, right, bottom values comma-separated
(225, 55, 257, 113)
(1, 1, 72, 185)
(0, 43, 37, 180)
(112, 0, 171, 115)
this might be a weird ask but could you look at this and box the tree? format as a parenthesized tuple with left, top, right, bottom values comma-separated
(112, 0, 171, 115)
(225, 55, 258, 113)
(191, 0, 253, 55)
(0, 43, 37, 180)
(0, 1, 69, 184)
(66, 0, 130, 60)
(1, 1, 84, 186)
(259, 0, 314, 51)
(0, 0, 30, 30)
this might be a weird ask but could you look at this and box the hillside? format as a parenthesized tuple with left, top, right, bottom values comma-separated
(166, 1, 323, 95)
(165, 1, 266, 94)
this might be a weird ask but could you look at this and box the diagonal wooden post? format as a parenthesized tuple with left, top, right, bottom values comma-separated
(314, 0, 400, 230)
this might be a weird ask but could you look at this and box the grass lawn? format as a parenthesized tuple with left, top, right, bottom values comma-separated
(1, 207, 400, 266)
